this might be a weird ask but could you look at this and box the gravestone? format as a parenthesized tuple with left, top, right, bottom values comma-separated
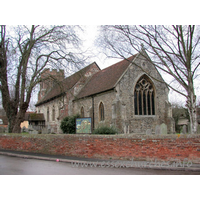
(31, 129, 38, 134)
(124, 126, 127, 134)
(47, 125, 51, 134)
(22, 126, 27, 133)
(155, 125, 160, 135)
(28, 125, 38, 134)
(182, 125, 187, 134)
(42, 127, 48, 134)
(123, 125, 130, 134)
(29, 129, 38, 134)
(146, 129, 152, 135)
(160, 123, 167, 134)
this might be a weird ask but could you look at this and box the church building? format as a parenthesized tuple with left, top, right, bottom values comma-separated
(35, 50, 174, 134)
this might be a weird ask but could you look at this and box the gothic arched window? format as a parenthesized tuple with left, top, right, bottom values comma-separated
(47, 107, 49, 122)
(134, 75, 155, 115)
(52, 106, 55, 121)
(81, 106, 84, 118)
(99, 102, 105, 121)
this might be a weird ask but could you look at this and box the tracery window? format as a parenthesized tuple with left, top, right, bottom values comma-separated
(81, 106, 84, 118)
(99, 102, 105, 121)
(134, 75, 155, 115)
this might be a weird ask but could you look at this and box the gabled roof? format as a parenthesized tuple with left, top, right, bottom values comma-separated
(75, 54, 138, 99)
(36, 62, 100, 106)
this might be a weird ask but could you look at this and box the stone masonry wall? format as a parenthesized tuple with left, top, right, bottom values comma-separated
(116, 53, 174, 133)
(36, 63, 100, 133)
(73, 90, 116, 130)
(1, 134, 200, 163)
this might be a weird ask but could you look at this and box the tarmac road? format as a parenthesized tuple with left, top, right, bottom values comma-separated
(0, 155, 200, 175)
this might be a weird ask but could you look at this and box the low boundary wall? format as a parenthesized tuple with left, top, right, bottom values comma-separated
(0, 134, 200, 163)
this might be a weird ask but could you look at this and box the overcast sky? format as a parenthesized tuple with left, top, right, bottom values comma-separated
(82, 25, 200, 106)
(82, 25, 121, 69)
(1, 25, 199, 109)
(1, 1, 200, 108)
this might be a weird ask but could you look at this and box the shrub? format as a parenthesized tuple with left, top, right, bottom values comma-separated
(92, 125, 118, 135)
(60, 114, 80, 134)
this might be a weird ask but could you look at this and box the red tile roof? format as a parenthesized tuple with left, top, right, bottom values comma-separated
(35, 55, 138, 106)
(75, 54, 138, 99)
(36, 62, 99, 106)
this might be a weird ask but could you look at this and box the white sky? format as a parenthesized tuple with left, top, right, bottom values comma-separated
(82, 25, 200, 106)
(81, 25, 121, 69)
(1, 1, 200, 108)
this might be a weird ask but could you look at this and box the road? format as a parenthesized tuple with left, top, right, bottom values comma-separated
(0, 155, 200, 175)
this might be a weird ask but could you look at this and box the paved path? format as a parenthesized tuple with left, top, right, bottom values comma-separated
(0, 150, 200, 175)
(1, 155, 200, 175)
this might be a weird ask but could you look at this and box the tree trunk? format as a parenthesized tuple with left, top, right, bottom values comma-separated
(187, 92, 197, 134)
(5, 101, 18, 133)
(12, 118, 23, 133)
(12, 105, 28, 133)
(6, 103, 28, 133)
(8, 117, 16, 133)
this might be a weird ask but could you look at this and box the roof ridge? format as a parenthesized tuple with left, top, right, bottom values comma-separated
(75, 55, 138, 99)
(36, 62, 99, 106)
(65, 62, 96, 79)
(101, 54, 138, 71)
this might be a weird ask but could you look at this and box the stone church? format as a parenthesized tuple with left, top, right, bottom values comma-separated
(35, 49, 174, 134)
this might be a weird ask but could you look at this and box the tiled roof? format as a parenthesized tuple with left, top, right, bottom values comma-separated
(0, 112, 36, 124)
(24, 112, 35, 121)
(76, 54, 138, 99)
(28, 113, 45, 121)
(36, 62, 99, 106)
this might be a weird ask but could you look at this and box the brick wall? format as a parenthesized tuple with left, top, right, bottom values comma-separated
(0, 134, 200, 163)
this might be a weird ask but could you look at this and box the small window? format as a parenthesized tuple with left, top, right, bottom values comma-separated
(52, 106, 55, 121)
(58, 106, 60, 118)
(99, 102, 105, 121)
(47, 107, 49, 122)
(0, 119, 3, 125)
(81, 107, 84, 118)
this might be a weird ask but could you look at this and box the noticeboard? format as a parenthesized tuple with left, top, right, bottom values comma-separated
(76, 118, 92, 134)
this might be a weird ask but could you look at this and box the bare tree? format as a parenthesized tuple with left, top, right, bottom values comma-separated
(97, 25, 200, 134)
(0, 25, 86, 133)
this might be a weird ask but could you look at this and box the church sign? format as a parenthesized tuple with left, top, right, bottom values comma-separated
(76, 118, 92, 134)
